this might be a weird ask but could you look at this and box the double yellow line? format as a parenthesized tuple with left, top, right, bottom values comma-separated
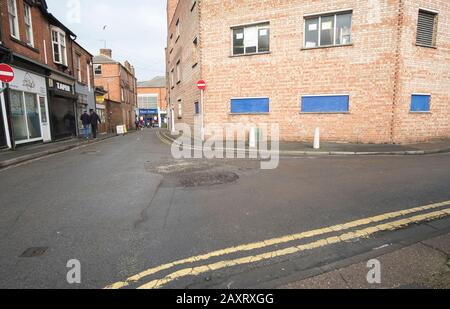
(105, 200, 450, 289)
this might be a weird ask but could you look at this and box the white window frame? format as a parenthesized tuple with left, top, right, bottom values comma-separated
(94, 64, 102, 75)
(231, 22, 270, 56)
(7, 0, 20, 40)
(303, 10, 353, 49)
(23, 2, 34, 46)
(51, 27, 68, 66)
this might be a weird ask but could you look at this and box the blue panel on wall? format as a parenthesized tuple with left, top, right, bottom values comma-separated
(231, 98, 270, 114)
(411, 95, 430, 112)
(302, 95, 349, 113)
(195, 101, 200, 114)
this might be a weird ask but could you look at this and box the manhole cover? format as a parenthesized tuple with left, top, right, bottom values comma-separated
(179, 172, 239, 187)
(20, 247, 48, 258)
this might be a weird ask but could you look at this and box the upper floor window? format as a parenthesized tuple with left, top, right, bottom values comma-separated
(176, 60, 181, 83)
(416, 10, 438, 47)
(232, 23, 270, 56)
(51, 27, 67, 66)
(94, 64, 102, 75)
(170, 68, 175, 88)
(137, 95, 158, 109)
(192, 36, 199, 66)
(7, 0, 19, 39)
(304, 11, 352, 48)
(176, 19, 181, 39)
(24, 3, 34, 46)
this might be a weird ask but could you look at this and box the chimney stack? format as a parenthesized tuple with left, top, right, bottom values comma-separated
(100, 49, 112, 58)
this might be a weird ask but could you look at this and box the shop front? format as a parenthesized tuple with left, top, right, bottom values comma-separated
(6, 68, 51, 146)
(75, 83, 95, 136)
(48, 76, 77, 140)
(139, 108, 159, 127)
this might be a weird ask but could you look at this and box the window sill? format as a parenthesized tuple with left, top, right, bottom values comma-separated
(300, 112, 351, 114)
(10, 36, 40, 53)
(301, 43, 353, 51)
(410, 111, 431, 114)
(230, 51, 271, 58)
(415, 43, 437, 49)
(229, 112, 270, 115)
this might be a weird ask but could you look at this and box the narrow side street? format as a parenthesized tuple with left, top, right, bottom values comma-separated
(0, 130, 449, 289)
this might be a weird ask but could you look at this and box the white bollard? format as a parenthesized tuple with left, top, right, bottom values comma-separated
(313, 127, 320, 149)
(249, 127, 257, 149)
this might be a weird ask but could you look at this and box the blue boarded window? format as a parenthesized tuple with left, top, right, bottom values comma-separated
(302, 95, 349, 113)
(194, 101, 200, 114)
(230, 97, 270, 114)
(411, 94, 431, 112)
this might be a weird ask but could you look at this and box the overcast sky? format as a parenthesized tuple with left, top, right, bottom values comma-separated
(46, 0, 167, 81)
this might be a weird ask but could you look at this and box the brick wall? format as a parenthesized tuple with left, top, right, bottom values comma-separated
(167, 0, 201, 129)
(393, 0, 450, 143)
(168, 0, 450, 144)
(72, 42, 94, 87)
(94, 60, 137, 129)
(200, 0, 400, 144)
(1, 0, 75, 76)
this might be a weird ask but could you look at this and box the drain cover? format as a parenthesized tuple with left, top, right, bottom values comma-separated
(20, 247, 48, 258)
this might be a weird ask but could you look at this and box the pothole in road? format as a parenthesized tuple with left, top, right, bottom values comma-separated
(179, 171, 240, 187)
(145, 159, 260, 188)
(145, 160, 216, 175)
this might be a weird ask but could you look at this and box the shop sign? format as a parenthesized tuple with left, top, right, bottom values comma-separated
(139, 109, 158, 115)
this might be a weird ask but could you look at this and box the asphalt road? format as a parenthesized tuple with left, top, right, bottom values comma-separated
(0, 130, 449, 289)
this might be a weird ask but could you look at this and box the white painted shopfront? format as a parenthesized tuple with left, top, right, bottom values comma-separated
(8, 67, 51, 145)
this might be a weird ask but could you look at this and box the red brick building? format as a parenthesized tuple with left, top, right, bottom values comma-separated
(166, 0, 450, 144)
(0, 0, 95, 149)
(93, 49, 138, 132)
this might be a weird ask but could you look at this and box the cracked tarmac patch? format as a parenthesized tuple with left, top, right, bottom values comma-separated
(144, 159, 260, 188)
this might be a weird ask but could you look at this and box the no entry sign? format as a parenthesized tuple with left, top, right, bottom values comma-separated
(197, 80, 206, 90)
(0, 64, 14, 83)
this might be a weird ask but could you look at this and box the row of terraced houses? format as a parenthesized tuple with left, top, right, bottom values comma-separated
(166, 0, 450, 144)
(0, 0, 137, 150)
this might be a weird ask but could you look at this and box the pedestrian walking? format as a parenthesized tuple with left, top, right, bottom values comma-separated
(89, 109, 101, 139)
(80, 111, 90, 139)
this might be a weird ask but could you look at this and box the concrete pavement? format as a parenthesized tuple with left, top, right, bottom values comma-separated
(282, 232, 450, 289)
(0, 130, 449, 289)
(159, 129, 450, 156)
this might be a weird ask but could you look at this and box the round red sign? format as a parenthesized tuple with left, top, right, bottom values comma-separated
(0, 64, 14, 83)
(197, 80, 206, 90)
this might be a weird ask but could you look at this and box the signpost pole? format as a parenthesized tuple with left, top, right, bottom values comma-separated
(201, 88, 205, 142)
(5, 83, 15, 150)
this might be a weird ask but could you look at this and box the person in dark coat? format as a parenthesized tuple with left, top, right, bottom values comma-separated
(80, 111, 90, 139)
(89, 109, 101, 139)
